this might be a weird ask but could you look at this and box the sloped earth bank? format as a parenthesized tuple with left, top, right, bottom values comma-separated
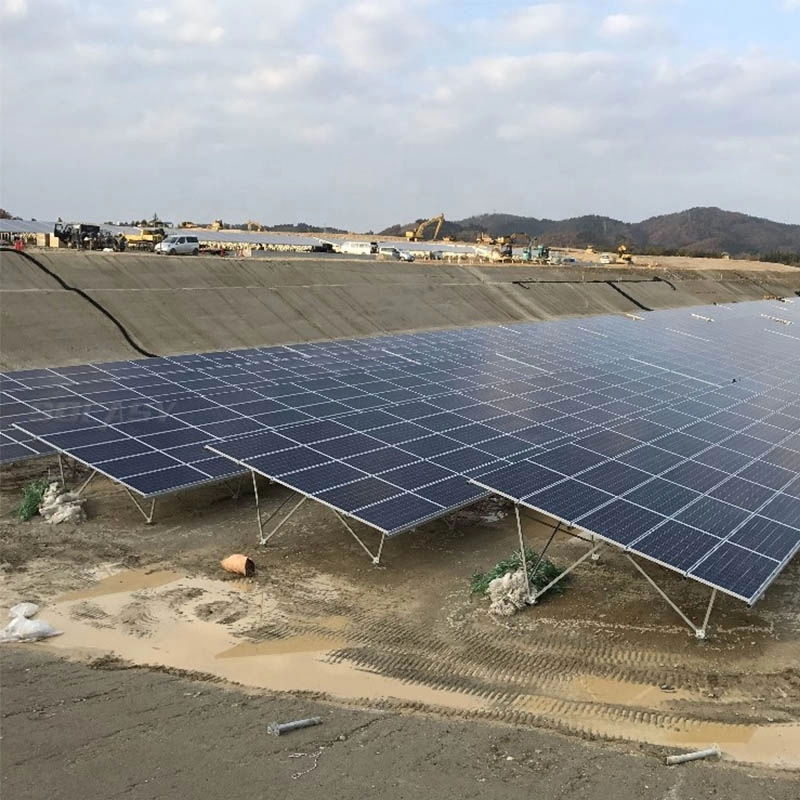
(2, 249, 799, 369)
(2, 465, 799, 796)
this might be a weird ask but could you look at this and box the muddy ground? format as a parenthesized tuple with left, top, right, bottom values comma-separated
(4, 648, 799, 800)
(2, 456, 799, 797)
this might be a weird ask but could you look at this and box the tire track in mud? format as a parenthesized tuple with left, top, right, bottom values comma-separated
(267, 597, 796, 744)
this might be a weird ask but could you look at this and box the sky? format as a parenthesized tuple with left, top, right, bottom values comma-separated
(1, 0, 799, 230)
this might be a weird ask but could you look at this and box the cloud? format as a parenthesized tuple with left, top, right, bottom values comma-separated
(502, 3, 579, 40)
(1, 0, 27, 18)
(332, 1, 423, 70)
(234, 54, 326, 92)
(1, 0, 798, 228)
(782, 0, 800, 10)
(600, 13, 653, 37)
(136, 0, 224, 43)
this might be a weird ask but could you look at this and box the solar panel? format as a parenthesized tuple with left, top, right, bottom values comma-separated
(470, 307, 800, 603)
(5, 298, 800, 592)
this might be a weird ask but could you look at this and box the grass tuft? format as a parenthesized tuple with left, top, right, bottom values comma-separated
(16, 478, 50, 522)
(471, 546, 566, 596)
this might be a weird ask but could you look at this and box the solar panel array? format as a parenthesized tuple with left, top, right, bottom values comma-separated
(4, 298, 800, 602)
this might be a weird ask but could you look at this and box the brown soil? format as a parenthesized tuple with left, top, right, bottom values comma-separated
(2, 457, 799, 780)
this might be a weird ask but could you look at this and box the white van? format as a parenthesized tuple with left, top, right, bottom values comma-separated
(155, 234, 200, 255)
(340, 241, 377, 255)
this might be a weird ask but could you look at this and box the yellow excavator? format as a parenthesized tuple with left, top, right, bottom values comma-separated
(405, 214, 445, 241)
(616, 244, 634, 264)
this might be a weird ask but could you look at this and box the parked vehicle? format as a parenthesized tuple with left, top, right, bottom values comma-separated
(378, 246, 401, 260)
(155, 234, 200, 255)
(398, 250, 415, 262)
(340, 240, 377, 255)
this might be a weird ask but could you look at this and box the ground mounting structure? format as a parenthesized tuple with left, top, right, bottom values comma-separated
(3, 299, 799, 632)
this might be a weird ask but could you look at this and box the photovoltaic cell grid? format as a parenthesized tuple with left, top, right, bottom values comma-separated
(470, 303, 800, 603)
(4, 298, 799, 594)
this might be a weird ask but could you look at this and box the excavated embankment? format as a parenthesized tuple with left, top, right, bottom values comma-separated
(1, 249, 798, 369)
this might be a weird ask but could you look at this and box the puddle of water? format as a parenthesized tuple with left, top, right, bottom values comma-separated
(42, 572, 484, 713)
(58, 569, 182, 601)
(216, 634, 345, 658)
(566, 675, 692, 707)
(37, 568, 800, 769)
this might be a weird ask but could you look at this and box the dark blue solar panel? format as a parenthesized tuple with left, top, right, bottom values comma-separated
(381, 461, 454, 490)
(200, 418, 265, 438)
(661, 461, 727, 492)
(709, 477, 775, 511)
(345, 447, 419, 474)
(633, 521, 720, 571)
(401, 435, 460, 458)
(530, 444, 607, 475)
(476, 435, 536, 459)
(578, 500, 665, 546)
(318, 477, 402, 512)
(104, 452, 181, 478)
(355, 493, 445, 534)
(281, 462, 365, 494)
(432, 447, 498, 473)
(579, 461, 650, 495)
(193, 456, 245, 479)
(311, 433, 382, 459)
(248, 447, 330, 476)
(676, 497, 751, 537)
(72, 438, 154, 463)
(760, 493, 800, 528)
(690, 543, 778, 601)
(414, 476, 488, 507)
(279, 420, 352, 444)
(729, 516, 800, 561)
(48, 427, 127, 449)
(4, 297, 800, 603)
(525, 479, 612, 521)
(124, 465, 210, 496)
(625, 478, 700, 516)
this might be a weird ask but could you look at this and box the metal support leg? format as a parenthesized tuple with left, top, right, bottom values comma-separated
(530, 542, 603, 604)
(224, 474, 244, 500)
(514, 504, 533, 603)
(58, 453, 66, 488)
(529, 520, 562, 586)
(123, 487, 157, 524)
(258, 488, 306, 547)
(698, 589, 718, 640)
(334, 512, 385, 565)
(626, 555, 717, 639)
(76, 469, 98, 496)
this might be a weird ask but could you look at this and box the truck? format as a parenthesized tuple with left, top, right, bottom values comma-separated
(123, 228, 165, 252)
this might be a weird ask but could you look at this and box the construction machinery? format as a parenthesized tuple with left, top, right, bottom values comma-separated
(405, 214, 444, 241)
(124, 227, 165, 252)
(521, 237, 550, 263)
(246, 220, 265, 232)
(53, 222, 124, 251)
(616, 244, 634, 264)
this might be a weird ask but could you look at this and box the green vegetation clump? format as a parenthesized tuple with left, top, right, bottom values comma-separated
(471, 546, 566, 596)
(16, 478, 49, 521)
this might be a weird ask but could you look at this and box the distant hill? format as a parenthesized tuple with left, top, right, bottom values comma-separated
(380, 208, 800, 259)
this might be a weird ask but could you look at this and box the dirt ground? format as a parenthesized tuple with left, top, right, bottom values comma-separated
(2, 456, 799, 797)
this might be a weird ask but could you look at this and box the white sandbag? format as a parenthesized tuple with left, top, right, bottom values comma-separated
(9, 602, 39, 619)
(487, 569, 530, 617)
(39, 482, 86, 525)
(0, 615, 62, 643)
